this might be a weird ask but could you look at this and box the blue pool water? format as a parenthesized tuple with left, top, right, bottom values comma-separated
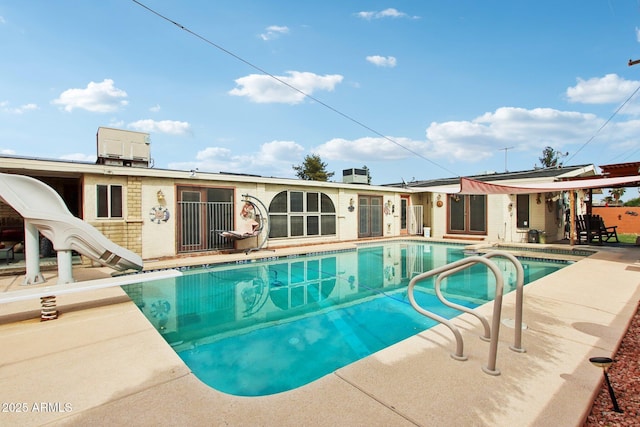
(122, 241, 569, 396)
(179, 290, 475, 396)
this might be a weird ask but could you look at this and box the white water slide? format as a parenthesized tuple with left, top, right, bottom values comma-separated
(0, 172, 143, 284)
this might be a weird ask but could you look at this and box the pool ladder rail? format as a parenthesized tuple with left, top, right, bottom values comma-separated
(407, 250, 525, 376)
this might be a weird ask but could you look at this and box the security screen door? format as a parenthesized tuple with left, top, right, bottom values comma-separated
(447, 194, 486, 234)
(358, 195, 383, 238)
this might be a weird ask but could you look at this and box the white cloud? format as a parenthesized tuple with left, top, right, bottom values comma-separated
(356, 11, 376, 20)
(128, 119, 191, 135)
(59, 153, 96, 162)
(108, 119, 126, 128)
(0, 148, 16, 155)
(229, 71, 343, 104)
(315, 107, 601, 165)
(150, 104, 161, 112)
(366, 55, 397, 67)
(424, 107, 600, 162)
(316, 136, 424, 161)
(260, 25, 289, 41)
(0, 102, 38, 114)
(169, 140, 305, 177)
(356, 8, 419, 20)
(566, 74, 639, 104)
(163, 103, 623, 178)
(259, 140, 305, 162)
(52, 79, 128, 112)
(636, 27, 640, 42)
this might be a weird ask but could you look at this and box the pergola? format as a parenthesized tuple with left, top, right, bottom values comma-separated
(412, 170, 640, 246)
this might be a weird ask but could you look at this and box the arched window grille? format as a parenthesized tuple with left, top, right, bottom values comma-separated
(268, 191, 336, 238)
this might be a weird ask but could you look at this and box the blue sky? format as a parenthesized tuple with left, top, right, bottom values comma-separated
(2, 1, 640, 185)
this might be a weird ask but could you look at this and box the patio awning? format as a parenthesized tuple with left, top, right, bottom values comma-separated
(412, 175, 640, 195)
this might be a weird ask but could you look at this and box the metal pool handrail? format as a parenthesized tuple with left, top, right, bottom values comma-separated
(433, 264, 492, 342)
(407, 251, 524, 375)
(480, 251, 525, 353)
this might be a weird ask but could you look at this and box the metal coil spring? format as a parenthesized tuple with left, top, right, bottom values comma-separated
(40, 295, 58, 321)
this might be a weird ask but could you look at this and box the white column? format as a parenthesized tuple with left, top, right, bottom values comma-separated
(56, 250, 74, 285)
(22, 221, 45, 285)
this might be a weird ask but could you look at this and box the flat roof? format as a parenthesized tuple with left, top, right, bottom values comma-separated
(386, 164, 595, 188)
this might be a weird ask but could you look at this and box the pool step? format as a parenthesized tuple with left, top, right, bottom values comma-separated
(325, 310, 370, 358)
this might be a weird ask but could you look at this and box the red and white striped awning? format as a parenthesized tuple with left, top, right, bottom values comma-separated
(412, 175, 640, 195)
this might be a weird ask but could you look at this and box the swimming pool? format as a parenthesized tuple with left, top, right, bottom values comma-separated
(122, 241, 568, 396)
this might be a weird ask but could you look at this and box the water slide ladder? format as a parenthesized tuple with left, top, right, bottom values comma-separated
(407, 250, 525, 376)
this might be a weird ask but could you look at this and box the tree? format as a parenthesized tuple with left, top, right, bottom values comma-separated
(623, 197, 640, 207)
(609, 188, 626, 205)
(292, 154, 334, 181)
(539, 146, 568, 168)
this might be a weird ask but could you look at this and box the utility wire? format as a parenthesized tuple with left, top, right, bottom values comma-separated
(566, 83, 640, 164)
(131, 0, 460, 178)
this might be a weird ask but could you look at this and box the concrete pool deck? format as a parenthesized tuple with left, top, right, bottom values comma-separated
(0, 240, 639, 426)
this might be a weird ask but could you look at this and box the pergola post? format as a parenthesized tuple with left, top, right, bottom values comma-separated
(569, 191, 576, 246)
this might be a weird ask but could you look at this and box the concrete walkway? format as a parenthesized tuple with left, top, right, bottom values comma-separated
(0, 241, 638, 426)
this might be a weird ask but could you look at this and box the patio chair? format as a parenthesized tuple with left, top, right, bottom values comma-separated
(218, 216, 262, 253)
(594, 214, 618, 243)
(576, 214, 618, 244)
(576, 215, 600, 244)
(0, 241, 18, 264)
(219, 218, 260, 241)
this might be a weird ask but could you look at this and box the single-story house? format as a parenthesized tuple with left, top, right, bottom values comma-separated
(0, 128, 608, 270)
(391, 164, 599, 244)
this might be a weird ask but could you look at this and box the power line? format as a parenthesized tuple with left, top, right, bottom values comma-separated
(566, 80, 640, 164)
(131, 0, 460, 177)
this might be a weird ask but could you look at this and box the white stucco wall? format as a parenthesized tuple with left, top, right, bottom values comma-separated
(135, 179, 408, 256)
(141, 179, 176, 259)
(83, 174, 129, 220)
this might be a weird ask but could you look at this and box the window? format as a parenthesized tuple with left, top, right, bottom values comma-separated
(97, 184, 123, 218)
(269, 191, 336, 238)
(516, 194, 530, 228)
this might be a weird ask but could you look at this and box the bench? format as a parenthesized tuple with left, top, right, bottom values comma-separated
(576, 214, 618, 244)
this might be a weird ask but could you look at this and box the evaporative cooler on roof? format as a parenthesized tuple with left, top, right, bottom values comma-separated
(342, 168, 368, 184)
(96, 127, 151, 168)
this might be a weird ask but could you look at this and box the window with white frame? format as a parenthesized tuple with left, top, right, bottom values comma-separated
(97, 184, 123, 218)
(269, 191, 336, 238)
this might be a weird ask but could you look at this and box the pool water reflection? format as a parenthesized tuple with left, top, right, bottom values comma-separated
(123, 242, 566, 396)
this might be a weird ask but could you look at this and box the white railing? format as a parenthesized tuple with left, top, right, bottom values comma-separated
(407, 250, 525, 376)
(177, 201, 234, 253)
(408, 205, 424, 235)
